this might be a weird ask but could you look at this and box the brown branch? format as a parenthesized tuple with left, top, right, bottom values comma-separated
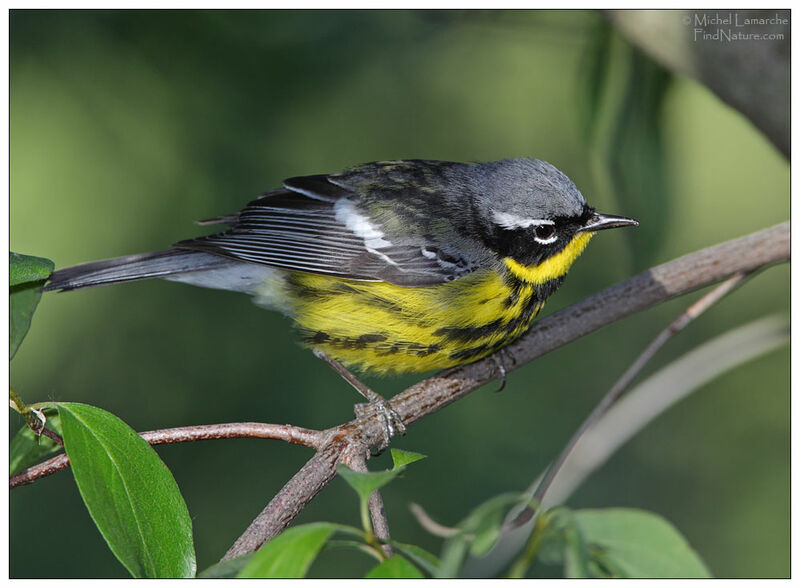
(367, 492, 393, 556)
(221, 221, 789, 560)
(345, 450, 394, 558)
(138, 422, 322, 448)
(462, 314, 788, 578)
(10, 422, 323, 489)
(527, 271, 752, 520)
(40, 426, 64, 447)
(10, 454, 70, 488)
(223, 426, 365, 558)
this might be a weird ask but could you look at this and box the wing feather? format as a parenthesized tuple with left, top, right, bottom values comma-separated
(174, 177, 478, 286)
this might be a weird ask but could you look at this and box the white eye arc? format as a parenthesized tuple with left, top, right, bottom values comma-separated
(533, 224, 558, 244)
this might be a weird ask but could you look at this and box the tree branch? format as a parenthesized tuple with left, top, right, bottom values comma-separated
(528, 270, 751, 515)
(223, 425, 366, 559)
(461, 314, 789, 578)
(10, 422, 323, 489)
(346, 450, 394, 557)
(221, 221, 789, 559)
(139, 422, 322, 448)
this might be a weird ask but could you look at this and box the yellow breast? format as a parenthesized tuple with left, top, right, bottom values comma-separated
(266, 232, 594, 374)
(271, 269, 529, 374)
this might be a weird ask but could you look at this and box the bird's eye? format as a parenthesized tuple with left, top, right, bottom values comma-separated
(534, 224, 557, 244)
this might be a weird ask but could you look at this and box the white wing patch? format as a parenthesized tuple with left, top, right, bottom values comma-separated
(178, 183, 480, 286)
(333, 199, 400, 267)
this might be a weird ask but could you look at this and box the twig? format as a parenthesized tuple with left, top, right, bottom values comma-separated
(408, 503, 464, 539)
(10, 387, 65, 447)
(10, 454, 70, 488)
(10, 388, 62, 445)
(221, 222, 789, 560)
(544, 314, 789, 507)
(10, 422, 323, 489)
(527, 270, 751, 513)
(40, 427, 64, 447)
(488, 271, 753, 576)
(139, 422, 322, 448)
(222, 427, 365, 559)
(345, 451, 393, 557)
(461, 314, 789, 578)
(368, 493, 393, 556)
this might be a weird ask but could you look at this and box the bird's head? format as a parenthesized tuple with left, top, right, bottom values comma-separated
(464, 158, 638, 284)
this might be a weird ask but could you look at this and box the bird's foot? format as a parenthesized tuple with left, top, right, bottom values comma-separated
(491, 348, 516, 392)
(314, 349, 406, 448)
(355, 396, 407, 448)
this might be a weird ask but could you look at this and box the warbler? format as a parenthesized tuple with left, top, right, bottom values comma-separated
(45, 158, 637, 375)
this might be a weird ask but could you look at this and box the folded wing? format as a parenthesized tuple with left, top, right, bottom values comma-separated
(174, 175, 477, 286)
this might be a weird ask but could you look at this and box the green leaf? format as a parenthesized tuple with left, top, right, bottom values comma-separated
(456, 492, 530, 557)
(390, 541, 442, 577)
(197, 555, 252, 578)
(435, 492, 530, 576)
(10, 252, 54, 286)
(535, 508, 570, 567)
(324, 539, 384, 561)
(436, 534, 469, 578)
(533, 508, 591, 577)
(337, 464, 403, 502)
(237, 522, 337, 578)
(10, 253, 54, 358)
(10, 411, 62, 475)
(572, 508, 711, 578)
(365, 554, 424, 578)
(390, 448, 426, 469)
(563, 516, 591, 578)
(10, 283, 45, 360)
(57, 402, 196, 578)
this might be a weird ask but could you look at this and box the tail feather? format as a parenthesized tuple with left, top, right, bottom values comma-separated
(45, 250, 232, 292)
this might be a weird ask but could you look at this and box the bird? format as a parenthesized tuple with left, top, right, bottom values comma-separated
(46, 158, 638, 378)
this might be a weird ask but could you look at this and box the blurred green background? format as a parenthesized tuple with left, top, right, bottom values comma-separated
(10, 10, 788, 578)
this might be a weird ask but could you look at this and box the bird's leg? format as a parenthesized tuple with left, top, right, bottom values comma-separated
(491, 348, 516, 393)
(312, 350, 406, 445)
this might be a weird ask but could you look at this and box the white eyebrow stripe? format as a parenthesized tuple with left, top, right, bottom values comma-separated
(491, 210, 555, 230)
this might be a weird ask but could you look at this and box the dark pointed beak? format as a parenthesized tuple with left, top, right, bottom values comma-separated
(578, 212, 639, 233)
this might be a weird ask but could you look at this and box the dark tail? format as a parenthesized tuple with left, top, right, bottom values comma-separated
(44, 249, 231, 292)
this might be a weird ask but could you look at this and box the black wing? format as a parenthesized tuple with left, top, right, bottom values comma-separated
(174, 175, 477, 286)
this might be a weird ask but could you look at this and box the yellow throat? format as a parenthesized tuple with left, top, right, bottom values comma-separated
(502, 232, 594, 284)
